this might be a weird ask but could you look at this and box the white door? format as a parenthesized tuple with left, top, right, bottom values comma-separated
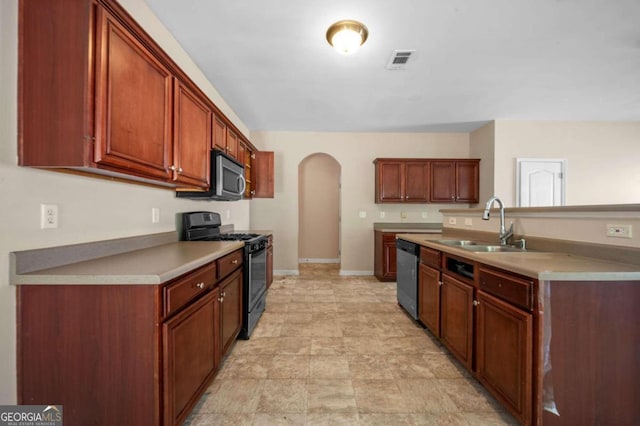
(517, 159, 566, 207)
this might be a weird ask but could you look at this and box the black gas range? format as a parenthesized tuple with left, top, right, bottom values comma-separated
(180, 211, 267, 339)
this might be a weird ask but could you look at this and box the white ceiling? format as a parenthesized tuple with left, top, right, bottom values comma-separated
(146, 0, 640, 133)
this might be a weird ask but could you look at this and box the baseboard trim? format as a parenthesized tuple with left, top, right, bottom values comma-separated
(298, 258, 340, 264)
(339, 270, 374, 276)
(274, 269, 299, 276)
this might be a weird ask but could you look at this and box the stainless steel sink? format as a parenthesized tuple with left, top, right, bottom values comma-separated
(435, 240, 528, 252)
(436, 240, 484, 246)
(460, 245, 525, 253)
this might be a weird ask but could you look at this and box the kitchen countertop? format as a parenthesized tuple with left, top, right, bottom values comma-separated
(397, 233, 640, 281)
(11, 241, 244, 285)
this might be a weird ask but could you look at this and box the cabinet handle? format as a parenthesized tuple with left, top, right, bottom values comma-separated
(178, 167, 183, 173)
(438, 281, 443, 286)
(218, 296, 224, 302)
(169, 165, 176, 171)
(231, 259, 238, 265)
(251, 190, 256, 196)
(473, 300, 480, 306)
(221, 291, 226, 297)
(196, 282, 204, 289)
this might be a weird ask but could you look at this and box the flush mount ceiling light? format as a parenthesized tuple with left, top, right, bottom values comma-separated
(326, 20, 369, 55)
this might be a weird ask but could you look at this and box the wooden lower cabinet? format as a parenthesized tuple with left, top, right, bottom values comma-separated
(220, 268, 243, 356)
(374, 232, 398, 281)
(440, 273, 474, 370)
(476, 290, 532, 425)
(163, 288, 220, 426)
(17, 254, 244, 426)
(418, 263, 441, 337)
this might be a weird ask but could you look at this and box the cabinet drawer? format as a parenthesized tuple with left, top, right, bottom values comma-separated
(479, 267, 533, 311)
(164, 262, 217, 317)
(218, 249, 244, 279)
(420, 247, 441, 268)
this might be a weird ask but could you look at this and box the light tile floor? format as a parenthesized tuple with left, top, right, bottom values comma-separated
(185, 264, 518, 425)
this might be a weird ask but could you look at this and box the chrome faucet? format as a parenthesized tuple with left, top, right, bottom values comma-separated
(482, 196, 514, 245)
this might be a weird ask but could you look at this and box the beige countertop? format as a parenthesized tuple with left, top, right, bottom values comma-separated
(11, 241, 244, 285)
(397, 233, 640, 281)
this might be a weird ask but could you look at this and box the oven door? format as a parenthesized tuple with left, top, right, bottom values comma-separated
(248, 247, 267, 310)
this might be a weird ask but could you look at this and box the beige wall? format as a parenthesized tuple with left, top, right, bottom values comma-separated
(250, 132, 471, 274)
(443, 208, 640, 248)
(493, 120, 640, 206)
(298, 154, 341, 261)
(470, 122, 496, 206)
(0, 0, 250, 403)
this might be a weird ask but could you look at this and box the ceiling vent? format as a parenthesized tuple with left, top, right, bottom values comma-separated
(386, 50, 415, 70)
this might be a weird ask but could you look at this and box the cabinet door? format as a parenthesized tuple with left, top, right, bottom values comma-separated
(476, 290, 532, 425)
(225, 128, 239, 160)
(163, 289, 219, 426)
(440, 274, 474, 369)
(430, 161, 456, 202)
(220, 268, 243, 356)
(212, 115, 227, 151)
(376, 161, 404, 202)
(404, 161, 430, 202)
(173, 81, 211, 188)
(382, 235, 398, 280)
(254, 151, 275, 198)
(456, 161, 479, 203)
(419, 263, 441, 338)
(94, 8, 173, 181)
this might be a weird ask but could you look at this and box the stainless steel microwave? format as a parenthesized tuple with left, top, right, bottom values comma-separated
(176, 150, 245, 201)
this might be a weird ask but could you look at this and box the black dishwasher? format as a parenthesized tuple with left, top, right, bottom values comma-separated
(396, 238, 420, 320)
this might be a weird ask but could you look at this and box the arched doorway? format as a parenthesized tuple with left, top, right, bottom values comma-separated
(298, 153, 341, 269)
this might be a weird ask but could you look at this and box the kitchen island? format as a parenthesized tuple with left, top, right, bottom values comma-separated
(397, 232, 640, 426)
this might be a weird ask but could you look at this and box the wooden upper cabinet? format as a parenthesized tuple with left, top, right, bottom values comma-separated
(430, 161, 456, 202)
(375, 160, 404, 202)
(172, 80, 211, 189)
(455, 160, 480, 203)
(225, 128, 239, 160)
(253, 151, 274, 198)
(374, 159, 430, 203)
(430, 160, 479, 203)
(212, 115, 227, 152)
(404, 161, 430, 202)
(19, 0, 259, 190)
(94, 7, 173, 181)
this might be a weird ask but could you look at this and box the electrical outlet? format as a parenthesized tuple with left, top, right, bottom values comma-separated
(151, 207, 160, 224)
(606, 224, 632, 238)
(40, 204, 58, 229)
(401, 212, 407, 219)
(465, 218, 473, 226)
(448, 217, 457, 225)
(226, 210, 231, 219)
(421, 212, 428, 219)
(359, 211, 367, 218)
(379, 212, 385, 219)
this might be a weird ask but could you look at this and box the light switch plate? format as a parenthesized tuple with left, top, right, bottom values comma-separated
(359, 211, 367, 218)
